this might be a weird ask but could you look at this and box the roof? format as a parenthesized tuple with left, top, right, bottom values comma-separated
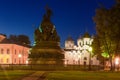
(66, 36, 74, 41)
(0, 38, 31, 48)
(82, 32, 91, 38)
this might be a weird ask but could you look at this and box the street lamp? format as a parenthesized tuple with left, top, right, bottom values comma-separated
(115, 57, 119, 71)
(88, 47, 92, 70)
(18, 54, 22, 64)
(26, 60, 28, 64)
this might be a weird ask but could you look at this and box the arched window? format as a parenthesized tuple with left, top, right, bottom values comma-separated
(1, 49, 4, 54)
(84, 57, 87, 60)
(15, 49, 16, 55)
(84, 61, 86, 66)
(7, 49, 10, 54)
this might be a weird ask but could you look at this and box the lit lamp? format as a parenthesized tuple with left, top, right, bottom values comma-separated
(26, 60, 28, 64)
(18, 54, 22, 64)
(88, 47, 92, 70)
(115, 57, 119, 71)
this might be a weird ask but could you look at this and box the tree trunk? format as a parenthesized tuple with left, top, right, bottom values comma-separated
(110, 56, 113, 71)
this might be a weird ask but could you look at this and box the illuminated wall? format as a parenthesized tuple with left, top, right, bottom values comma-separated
(0, 44, 29, 64)
(64, 35, 99, 65)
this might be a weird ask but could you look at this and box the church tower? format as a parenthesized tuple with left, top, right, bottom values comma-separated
(65, 36, 75, 49)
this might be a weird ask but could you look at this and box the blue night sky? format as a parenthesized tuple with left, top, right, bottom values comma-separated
(0, 0, 115, 47)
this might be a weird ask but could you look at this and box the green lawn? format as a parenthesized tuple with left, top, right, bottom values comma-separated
(1, 70, 120, 80)
(46, 71, 120, 80)
(0, 70, 33, 80)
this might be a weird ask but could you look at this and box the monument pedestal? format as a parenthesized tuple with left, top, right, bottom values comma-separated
(29, 40, 64, 64)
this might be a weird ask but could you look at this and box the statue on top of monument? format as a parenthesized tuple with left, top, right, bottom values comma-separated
(42, 6, 52, 22)
(34, 7, 60, 45)
(30, 7, 64, 65)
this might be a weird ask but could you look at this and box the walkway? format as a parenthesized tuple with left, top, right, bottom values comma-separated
(20, 71, 48, 80)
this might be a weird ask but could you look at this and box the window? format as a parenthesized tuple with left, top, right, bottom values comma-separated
(85, 41, 87, 45)
(69, 44, 71, 48)
(7, 49, 10, 54)
(79, 42, 81, 46)
(84, 57, 87, 60)
(84, 61, 86, 66)
(97, 56, 99, 60)
(15, 49, 16, 55)
(1, 49, 4, 54)
(91, 60, 93, 65)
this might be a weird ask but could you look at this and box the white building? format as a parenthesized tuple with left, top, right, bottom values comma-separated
(64, 32, 99, 65)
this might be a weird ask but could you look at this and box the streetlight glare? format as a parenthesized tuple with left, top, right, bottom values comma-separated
(18, 54, 22, 64)
(26, 60, 28, 64)
(88, 47, 92, 52)
(115, 58, 119, 65)
(18, 54, 22, 58)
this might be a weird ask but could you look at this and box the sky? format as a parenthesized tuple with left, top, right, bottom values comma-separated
(0, 0, 116, 47)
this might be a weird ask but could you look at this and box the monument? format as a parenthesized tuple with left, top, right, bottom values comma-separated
(29, 7, 64, 64)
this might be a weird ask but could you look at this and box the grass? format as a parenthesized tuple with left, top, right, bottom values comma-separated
(1, 70, 120, 80)
(0, 70, 34, 80)
(46, 71, 120, 80)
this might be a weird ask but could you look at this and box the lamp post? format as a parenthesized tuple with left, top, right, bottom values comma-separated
(115, 57, 119, 71)
(88, 47, 92, 70)
(18, 54, 22, 64)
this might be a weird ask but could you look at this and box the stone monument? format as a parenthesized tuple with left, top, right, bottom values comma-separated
(29, 7, 64, 64)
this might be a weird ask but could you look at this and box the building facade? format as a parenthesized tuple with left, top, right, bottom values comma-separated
(0, 34, 30, 64)
(64, 32, 99, 65)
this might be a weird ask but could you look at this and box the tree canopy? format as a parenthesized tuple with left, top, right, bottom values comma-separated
(93, 1, 120, 70)
(9, 34, 31, 46)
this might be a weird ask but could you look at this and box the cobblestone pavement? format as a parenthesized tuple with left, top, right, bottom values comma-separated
(20, 71, 48, 80)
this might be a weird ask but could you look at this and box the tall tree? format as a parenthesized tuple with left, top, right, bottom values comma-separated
(92, 35, 103, 62)
(9, 34, 31, 46)
(93, 1, 120, 71)
(9, 35, 18, 43)
(18, 35, 31, 45)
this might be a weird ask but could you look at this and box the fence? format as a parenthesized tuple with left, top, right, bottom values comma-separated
(0, 64, 100, 71)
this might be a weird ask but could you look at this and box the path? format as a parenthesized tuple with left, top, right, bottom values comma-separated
(19, 71, 48, 80)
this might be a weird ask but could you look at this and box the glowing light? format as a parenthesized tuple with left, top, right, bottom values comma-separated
(18, 54, 21, 58)
(26, 60, 28, 64)
(102, 52, 109, 58)
(73, 50, 76, 53)
(115, 57, 119, 65)
(39, 26, 42, 32)
(88, 47, 92, 52)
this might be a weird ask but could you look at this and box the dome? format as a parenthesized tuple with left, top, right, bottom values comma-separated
(82, 32, 91, 38)
(66, 36, 74, 41)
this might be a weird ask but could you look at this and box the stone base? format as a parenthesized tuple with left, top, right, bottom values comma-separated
(29, 41, 64, 64)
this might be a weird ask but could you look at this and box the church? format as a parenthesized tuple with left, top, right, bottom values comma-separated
(64, 32, 99, 66)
